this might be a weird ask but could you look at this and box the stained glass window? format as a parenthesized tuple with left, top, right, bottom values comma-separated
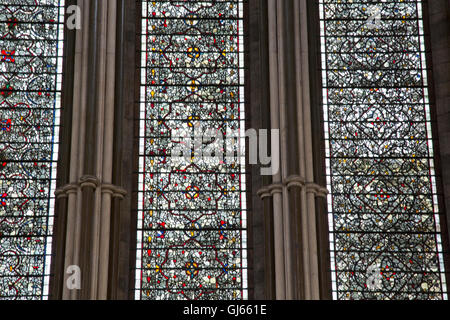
(319, 0, 448, 300)
(0, 0, 64, 299)
(136, 1, 247, 300)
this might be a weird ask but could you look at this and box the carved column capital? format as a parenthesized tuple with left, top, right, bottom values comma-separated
(257, 177, 328, 200)
(102, 183, 127, 200)
(55, 178, 128, 200)
(285, 175, 306, 189)
(257, 183, 284, 199)
(79, 175, 100, 189)
(55, 183, 79, 199)
(305, 182, 329, 198)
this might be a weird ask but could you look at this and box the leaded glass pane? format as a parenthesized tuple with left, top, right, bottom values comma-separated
(319, 0, 447, 300)
(0, 0, 64, 299)
(136, 0, 247, 300)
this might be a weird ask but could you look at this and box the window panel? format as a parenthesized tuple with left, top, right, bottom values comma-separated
(320, 0, 447, 300)
(0, 0, 64, 300)
(136, 0, 247, 300)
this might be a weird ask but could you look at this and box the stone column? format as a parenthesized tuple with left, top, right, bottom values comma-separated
(108, 0, 139, 300)
(266, 0, 286, 300)
(428, 0, 450, 274)
(258, 0, 329, 300)
(53, 0, 126, 300)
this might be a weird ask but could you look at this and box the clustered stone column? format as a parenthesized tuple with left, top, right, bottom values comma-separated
(256, 0, 328, 300)
(52, 0, 125, 300)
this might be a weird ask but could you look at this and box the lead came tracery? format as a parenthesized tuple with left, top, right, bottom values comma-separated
(0, 0, 64, 299)
(320, 0, 448, 299)
(136, 1, 247, 300)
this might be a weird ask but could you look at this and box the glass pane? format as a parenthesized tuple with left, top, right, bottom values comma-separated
(320, 0, 447, 300)
(136, 1, 247, 300)
(0, 0, 65, 300)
